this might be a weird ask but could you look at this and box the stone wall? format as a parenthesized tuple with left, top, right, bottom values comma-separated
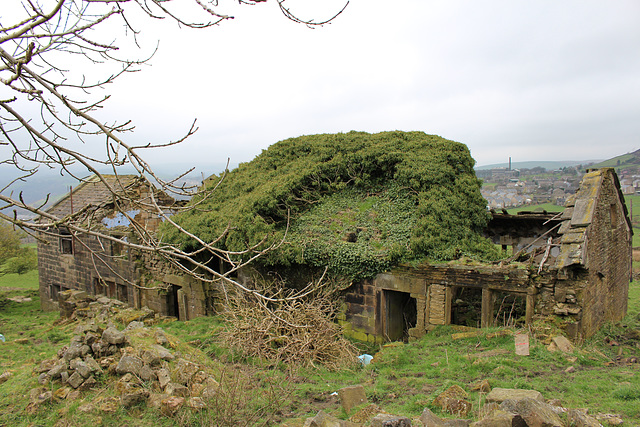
(38, 232, 138, 312)
(38, 231, 214, 320)
(341, 264, 540, 343)
(341, 169, 632, 342)
(580, 170, 631, 336)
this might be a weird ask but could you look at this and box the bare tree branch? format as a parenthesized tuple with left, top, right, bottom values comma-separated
(0, 0, 348, 303)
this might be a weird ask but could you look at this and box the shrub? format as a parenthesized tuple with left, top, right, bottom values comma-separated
(163, 131, 501, 281)
(0, 223, 22, 264)
(3, 248, 37, 275)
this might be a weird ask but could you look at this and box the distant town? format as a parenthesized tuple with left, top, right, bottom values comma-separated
(479, 152, 640, 210)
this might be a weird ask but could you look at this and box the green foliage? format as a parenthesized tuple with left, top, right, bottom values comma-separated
(163, 131, 501, 280)
(2, 248, 37, 275)
(0, 223, 22, 263)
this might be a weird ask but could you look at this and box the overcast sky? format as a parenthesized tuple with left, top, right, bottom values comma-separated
(39, 1, 640, 172)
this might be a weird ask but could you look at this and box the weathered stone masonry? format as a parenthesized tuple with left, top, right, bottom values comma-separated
(39, 169, 631, 343)
(37, 175, 215, 320)
(340, 168, 632, 342)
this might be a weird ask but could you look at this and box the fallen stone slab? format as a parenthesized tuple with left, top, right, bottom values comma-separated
(470, 411, 521, 427)
(102, 326, 125, 345)
(567, 409, 603, 427)
(552, 336, 575, 353)
(121, 389, 150, 408)
(371, 414, 412, 426)
(486, 388, 544, 403)
(161, 396, 185, 417)
(419, 408, 470, 427)
(115, 355, 143, 376)
(306, 410, 360, 427)
(500, 398, 564, 427)
(67, 371, 85, 389)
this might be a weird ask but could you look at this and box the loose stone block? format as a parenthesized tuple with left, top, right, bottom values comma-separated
(338, 384, 368, 414)
(486, 388, 544, 403)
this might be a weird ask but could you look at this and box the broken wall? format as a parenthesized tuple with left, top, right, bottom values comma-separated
(554, 169, 631, 337)
(38, 232, 138, 311)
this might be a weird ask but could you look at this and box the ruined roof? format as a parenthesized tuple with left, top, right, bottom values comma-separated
(555, 168, 630, 269)
(46, 174, 140, 218)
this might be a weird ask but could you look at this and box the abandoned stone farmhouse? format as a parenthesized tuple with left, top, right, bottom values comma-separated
(38, 175, 188, 316)
(38, 168, 632, 342)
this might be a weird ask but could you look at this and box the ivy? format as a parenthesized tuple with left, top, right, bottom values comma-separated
(162, 131, 501, 280)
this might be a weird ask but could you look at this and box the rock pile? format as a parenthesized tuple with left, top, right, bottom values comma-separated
(57, 289, 155, 324)
(28, 293, 219, 416)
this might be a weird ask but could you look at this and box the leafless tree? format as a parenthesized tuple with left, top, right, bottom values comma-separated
(0, 0, 348, 301)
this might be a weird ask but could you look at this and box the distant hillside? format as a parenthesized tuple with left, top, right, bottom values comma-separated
(590, 149, 640, 170)
(475, 160, 601, 171)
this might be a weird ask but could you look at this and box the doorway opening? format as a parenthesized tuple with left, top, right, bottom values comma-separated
(166, 284, 181, 318)
(117, 283, 129, 304)
(384, 290, 417, 341)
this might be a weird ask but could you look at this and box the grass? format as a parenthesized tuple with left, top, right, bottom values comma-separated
(591, 153, 636, 169)
(623, 194, 640, 247)
(507, 203, 564, 214)
(1, 262, 639, 425)
(0, 269, 39, 289)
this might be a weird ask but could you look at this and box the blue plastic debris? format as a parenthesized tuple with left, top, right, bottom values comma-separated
(0, 334, 5, 343)
(358, 354, 373, 365)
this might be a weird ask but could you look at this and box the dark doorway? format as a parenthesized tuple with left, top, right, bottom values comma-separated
(166, 285, 180, 318)
(493, 292, 526, 327)
(50, 283, 61, 301)
(105, 281, 116, 299)
(384, 290, 417, 341)
(93, 278, 104, 296)
(451, 287, 483, 328)
(117, 283, 129, 304)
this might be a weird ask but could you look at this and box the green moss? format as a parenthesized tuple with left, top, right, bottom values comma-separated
(163, 131, 501, 281)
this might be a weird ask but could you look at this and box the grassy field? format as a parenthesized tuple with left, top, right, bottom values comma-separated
(0, 269, 38, 289)
(507, 203, 564, 214)
(1, 267, 639, 425)
(623, 194, 640, 247)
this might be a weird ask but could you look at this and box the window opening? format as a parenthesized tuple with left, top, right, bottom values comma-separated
(59, 227, 73, 254)
(50, 283, 61, 301)
(104, 280, 116, 299)
(94, 278, 105, 296)
(166, 284, 180, 318)
(493, 291, 526, 327)
(451, 287, 483, 328)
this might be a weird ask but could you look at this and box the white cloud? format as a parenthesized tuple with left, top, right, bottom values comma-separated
(89, 0, 640, 168)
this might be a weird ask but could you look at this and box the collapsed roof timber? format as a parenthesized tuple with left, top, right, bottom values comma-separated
(37, 132, 632, 341)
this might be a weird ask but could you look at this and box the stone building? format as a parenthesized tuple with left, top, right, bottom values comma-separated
(38, 169, 632, 342)
(37, 174, 210, 320)
(340, 168, 632, 342)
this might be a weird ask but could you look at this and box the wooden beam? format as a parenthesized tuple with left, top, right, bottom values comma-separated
(481, 287, 493, 328)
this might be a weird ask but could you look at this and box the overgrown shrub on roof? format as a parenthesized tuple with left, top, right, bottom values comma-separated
(163, 131, 501, 280)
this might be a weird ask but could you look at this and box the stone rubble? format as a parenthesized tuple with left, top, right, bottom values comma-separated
(300, 383, 622, 427)
(26, 290, 219, 417)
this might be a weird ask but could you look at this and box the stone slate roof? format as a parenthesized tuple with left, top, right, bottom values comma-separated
(46, 174, 139, 219)
(555, 168, 630, 269)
